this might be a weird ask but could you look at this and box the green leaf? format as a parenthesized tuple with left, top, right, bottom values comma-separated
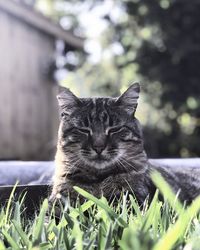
(0, 241, 6, 250)
(129, 194, 142, 220)
(39, 242, 52, 249)
(32, 199, 48, 246)
(72, 219, 83, 250)
(12, 220, 30, 248)
(151, 171, 183, 214)
(141, 189, 160, 232)
(5, 182, 19, 223)
(105, 224, 113, 249)
(154, 196, 200, 250)
(73, 186, 127, 227)
(71, 200, 94, 219)
(2, 229, 20, 250)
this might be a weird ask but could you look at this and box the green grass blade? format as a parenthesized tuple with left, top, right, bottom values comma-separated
(97, 222, 106, 250)
(154, 196, 200, 250)
(129, 195, 142, 220)
(63, 227, 70, 250)
(5, 182, 19, 223)
(13, 201, 21, 225)
(74, 186, 127, 227)
(72, 219, 83, 250)
(151, 171, 183, 214)
(0, 241, 6, 250)
(70, 200, 94, 219)
(32, 199, 48, 246)
(105, 224, 113, 249)
(141, 189, 160, 232)
(39, 242, 52, 250)
(12, 220, 30, 247)
(2, 229, 20, 250)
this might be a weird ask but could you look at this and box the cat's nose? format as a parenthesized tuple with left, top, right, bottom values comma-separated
(92, 133, 106, 154)
(93, 146, 105, 155)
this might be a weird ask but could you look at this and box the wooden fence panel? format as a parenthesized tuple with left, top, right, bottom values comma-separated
(0, 10, 59, 160)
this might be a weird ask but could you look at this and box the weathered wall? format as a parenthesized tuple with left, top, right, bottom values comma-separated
(0, 10, 59, 160)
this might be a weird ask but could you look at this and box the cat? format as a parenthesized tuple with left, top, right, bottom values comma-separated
(49, 83, 200, 208)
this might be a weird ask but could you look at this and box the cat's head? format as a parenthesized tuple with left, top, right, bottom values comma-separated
(56, 83, 146, 174)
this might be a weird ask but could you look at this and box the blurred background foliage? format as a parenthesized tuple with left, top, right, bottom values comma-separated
(34, 0, 200, 158)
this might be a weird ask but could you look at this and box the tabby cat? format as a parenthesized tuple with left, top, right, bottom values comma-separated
(50, 83, 200, 207)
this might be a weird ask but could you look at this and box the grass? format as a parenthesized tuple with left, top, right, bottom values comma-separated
(1, 173, 200, 249)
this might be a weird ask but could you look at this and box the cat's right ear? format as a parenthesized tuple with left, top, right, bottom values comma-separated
(57, 87, 80, 117)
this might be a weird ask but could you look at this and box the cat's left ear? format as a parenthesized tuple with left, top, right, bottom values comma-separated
(116, 82, 140, 115)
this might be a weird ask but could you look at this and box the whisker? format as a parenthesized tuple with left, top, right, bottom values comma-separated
(117, 159, 128, 173)
(120, 157, 138, 172)
(67, 155, 81, 161)
(80, 151, 90, 155)
(80, 149, 91, 153)
(107, 150, 118, 153)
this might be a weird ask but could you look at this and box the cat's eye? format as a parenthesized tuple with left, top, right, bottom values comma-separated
(76, 127, 92, 136)
(107, 126, 140, 142)
(118, 128, 132, 139)
(119, 129, 130, 138)
(68, 135, 80, 143)
(106, 126, 123, 135)
(66, 127, 91, 144)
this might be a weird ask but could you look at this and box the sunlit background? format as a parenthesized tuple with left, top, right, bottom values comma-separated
(0, 0, 200, 160)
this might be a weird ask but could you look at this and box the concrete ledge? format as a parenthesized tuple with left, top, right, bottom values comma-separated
(149, 158, 200, 167)
(0, 161, 54, 185)
(0, 159, 200, 186)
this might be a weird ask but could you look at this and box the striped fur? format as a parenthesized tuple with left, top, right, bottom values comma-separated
(50, 83, 200, 208)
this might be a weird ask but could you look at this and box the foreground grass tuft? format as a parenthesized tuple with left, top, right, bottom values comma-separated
(1, 173, 200, 249)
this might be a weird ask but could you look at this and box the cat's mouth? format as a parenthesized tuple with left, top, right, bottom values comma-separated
(93, 154, 107, 162)
(80, 150, 119, 167)
(81, 153, 118, 170)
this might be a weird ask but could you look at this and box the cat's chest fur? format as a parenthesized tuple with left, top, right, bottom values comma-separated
(51, 154, 200, 206)
(51, 150, 153, 205)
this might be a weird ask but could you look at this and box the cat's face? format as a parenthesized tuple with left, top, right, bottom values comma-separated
(57, 83, 145, 173)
